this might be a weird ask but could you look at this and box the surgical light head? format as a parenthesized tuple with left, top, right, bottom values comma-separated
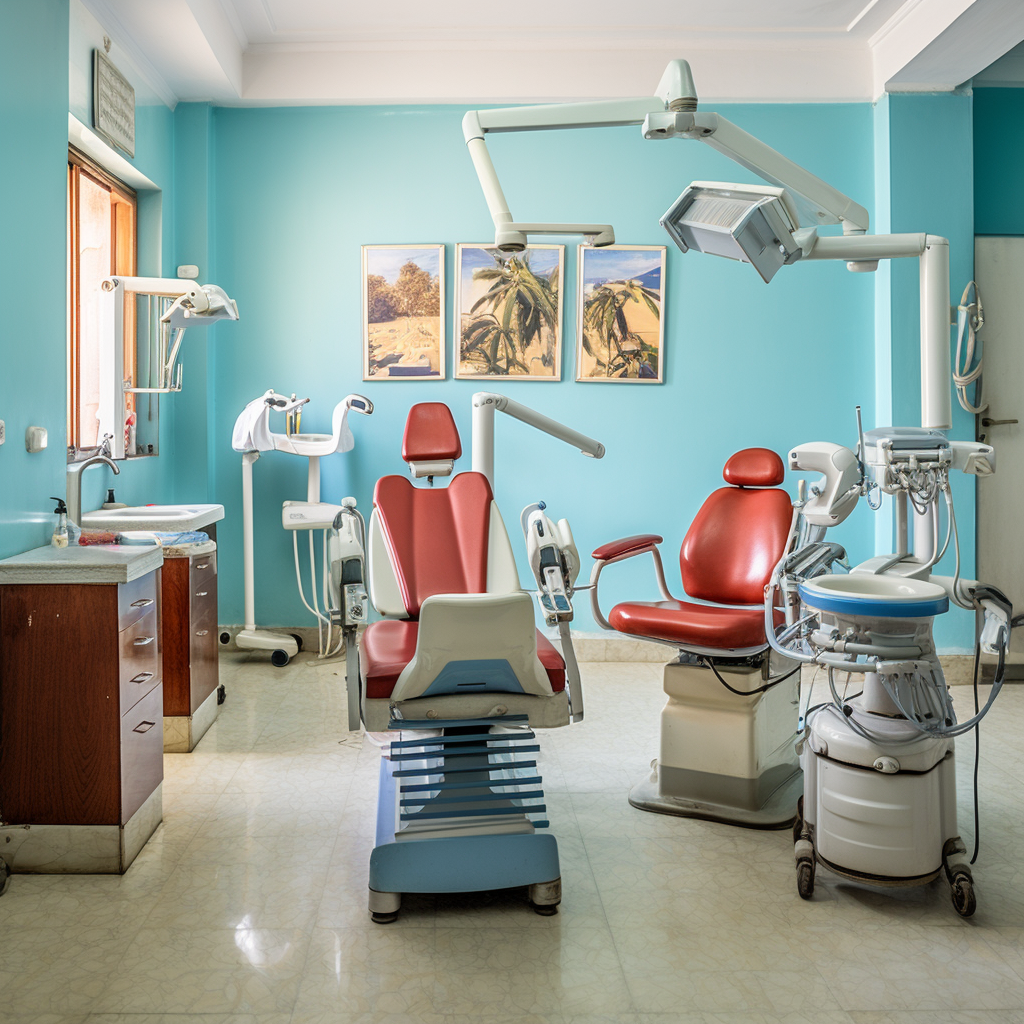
(660, 183, 804, 284)
(160, 283, 239, 329)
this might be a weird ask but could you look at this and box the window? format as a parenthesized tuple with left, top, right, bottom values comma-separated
(67, 147, 137, 454)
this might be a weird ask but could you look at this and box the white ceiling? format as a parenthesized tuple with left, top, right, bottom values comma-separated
(82, 0, 1024, 107)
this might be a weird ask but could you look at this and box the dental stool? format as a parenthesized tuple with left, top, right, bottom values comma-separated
(591, 448, 802, 828)
(358, 402, 584, 921)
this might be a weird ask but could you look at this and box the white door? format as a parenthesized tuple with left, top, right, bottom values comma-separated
(975, 237, 1024, 661)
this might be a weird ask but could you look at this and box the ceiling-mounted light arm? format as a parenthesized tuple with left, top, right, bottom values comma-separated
(641, 111, 869, 234)
(463, 59, 869, 251)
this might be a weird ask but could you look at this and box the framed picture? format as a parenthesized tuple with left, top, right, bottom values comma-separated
(455, 244, 564, 380)
(576, 244, 666, 383)
(362, 245, 445, 380)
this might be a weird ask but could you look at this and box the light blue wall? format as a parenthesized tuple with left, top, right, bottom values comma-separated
(0, 0, 70, 556)
(206, 103, 877, 632)
(974, 87, 1024, 235)
(876, 93, 976, 652)
(68, 0, 179, 516)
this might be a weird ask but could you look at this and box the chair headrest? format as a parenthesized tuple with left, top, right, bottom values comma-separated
(723, 448, 785, 487)
(402, 403, 462, 479)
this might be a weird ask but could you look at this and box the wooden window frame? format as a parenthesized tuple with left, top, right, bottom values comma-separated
(67, 146, 138, 454)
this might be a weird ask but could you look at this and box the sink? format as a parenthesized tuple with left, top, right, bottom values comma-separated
(81, 503, 225, 533)
(104, 507, 195, 519)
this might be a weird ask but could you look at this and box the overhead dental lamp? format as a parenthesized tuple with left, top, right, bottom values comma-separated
(462, 59, 953, 431)
(660, 182, 806, 284)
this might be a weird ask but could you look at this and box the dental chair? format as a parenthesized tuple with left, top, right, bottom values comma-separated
(358, 402, 584, 921)
(591, 448, 802, 828)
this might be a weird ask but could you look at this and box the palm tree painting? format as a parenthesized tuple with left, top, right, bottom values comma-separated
(455, 244, 564, 379)
(576, 245, 666, 383)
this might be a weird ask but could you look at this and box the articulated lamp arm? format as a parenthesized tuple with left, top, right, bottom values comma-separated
(462, 59, 869, 252)
(471, 392, 605, 488)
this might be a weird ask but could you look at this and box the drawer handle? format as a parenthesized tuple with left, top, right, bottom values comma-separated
(132, 720, 156, 734)
(195, 629, 209, 637)
(133, 635, 156, 647)
(130, 671, 154, 684)
(195, 563, 210, 569)
(195, 591, 208, 598)
(130, 598, 154, 608)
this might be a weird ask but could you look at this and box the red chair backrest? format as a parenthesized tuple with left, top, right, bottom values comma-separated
(680, 449, 792, 606)
(374, 472, 493, 618)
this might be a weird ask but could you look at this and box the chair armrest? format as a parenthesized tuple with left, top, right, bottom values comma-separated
(591, 534, 663, 563)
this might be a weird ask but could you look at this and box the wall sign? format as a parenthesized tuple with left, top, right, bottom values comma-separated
(92, 50, 135, 158)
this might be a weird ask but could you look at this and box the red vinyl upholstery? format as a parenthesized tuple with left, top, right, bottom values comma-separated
(374, 472, 493, 617)
(680, 487, 793, 605)
(607, 448, 791, 651)
(402, 402, 462, 463)
(592, 534, 664, 563)
(609, 600, 769, 650)
(360, 619, 566, 698)
(722, 448, 785, 487)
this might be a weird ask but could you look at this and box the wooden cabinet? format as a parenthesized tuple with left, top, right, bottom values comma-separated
(0, 570, 164, 828)
(160, 549, 219, 751)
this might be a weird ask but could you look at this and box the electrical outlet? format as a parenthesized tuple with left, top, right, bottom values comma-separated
(0, 420, 5, 445)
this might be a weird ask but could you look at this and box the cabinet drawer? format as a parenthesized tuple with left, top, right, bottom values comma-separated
(121, 683, 164, 824)
(190, 551, 217, 592)
(118, 571, 159, 631)
(119, 606, 161, 714)
(190, 572, 217, 625)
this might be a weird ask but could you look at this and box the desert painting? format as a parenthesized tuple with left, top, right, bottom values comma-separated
(576, 245, 666, 383)
(362, 245, 445, 379)
(456, 244, 564, 380)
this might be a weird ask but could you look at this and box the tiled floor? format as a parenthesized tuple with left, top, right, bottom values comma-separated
(2, 652, 1024, 1024)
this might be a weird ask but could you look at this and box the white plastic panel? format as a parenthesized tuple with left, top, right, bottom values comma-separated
(486, 501, 521, 594)
(367, 508, 407, 618)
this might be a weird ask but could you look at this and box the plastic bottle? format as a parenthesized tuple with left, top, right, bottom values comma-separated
(49, 497, 70, 548)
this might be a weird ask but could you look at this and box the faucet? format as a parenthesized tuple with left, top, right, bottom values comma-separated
(66, 455, 120, 527)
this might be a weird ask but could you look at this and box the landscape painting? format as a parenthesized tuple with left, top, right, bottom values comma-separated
(455, 244, 564, 380)
(362, 245, 445, 379)
(576, 245, 666, 383)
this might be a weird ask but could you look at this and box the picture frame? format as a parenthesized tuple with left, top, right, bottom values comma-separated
(362, 244, 445, 380)
(576, 244, 666, 383)
(455, 244, 565, 380)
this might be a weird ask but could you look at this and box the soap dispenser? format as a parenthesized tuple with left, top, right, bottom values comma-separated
(49, 497, 69, 548)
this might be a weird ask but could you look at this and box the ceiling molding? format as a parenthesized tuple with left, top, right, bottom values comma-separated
(213, 0, 249, 49)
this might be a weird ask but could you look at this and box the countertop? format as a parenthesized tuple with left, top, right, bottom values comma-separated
(0, 543, 164, 585)
(80, 503, 224, 534)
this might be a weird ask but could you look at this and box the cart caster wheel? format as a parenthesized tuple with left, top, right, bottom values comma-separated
(271, 649, 290, 668)
(219, 631, 232, 646)
(531, 902, 559, 916)
(951, 872, 976, 918)
(217, 684, 227, 705)
(371, 911, 399, 924)
(792, 796, 804, 843)
(289, 633, 304, 653)
(797, 859, 815, 900)
(0, 860, 10, 897)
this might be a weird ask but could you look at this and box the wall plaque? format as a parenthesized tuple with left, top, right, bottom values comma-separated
(93, 50, 135, 158)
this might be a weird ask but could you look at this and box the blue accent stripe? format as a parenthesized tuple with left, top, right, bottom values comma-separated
(400, 789, 545, 807)
(400, 775, 543, 793)
(798, 582, 949, 619)
(393, 759, 538, 778)
(388, 743, 539, 761)
(389, 714, 530, 730)
(401, 803, 546, 822)
(389, 730, 535, 748)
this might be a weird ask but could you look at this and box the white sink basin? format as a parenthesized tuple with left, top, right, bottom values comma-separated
(81, 503, 225, 533)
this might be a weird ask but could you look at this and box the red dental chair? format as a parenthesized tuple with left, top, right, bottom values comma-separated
(357, 402, 584, 921)
(590, 448, 802, 828)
